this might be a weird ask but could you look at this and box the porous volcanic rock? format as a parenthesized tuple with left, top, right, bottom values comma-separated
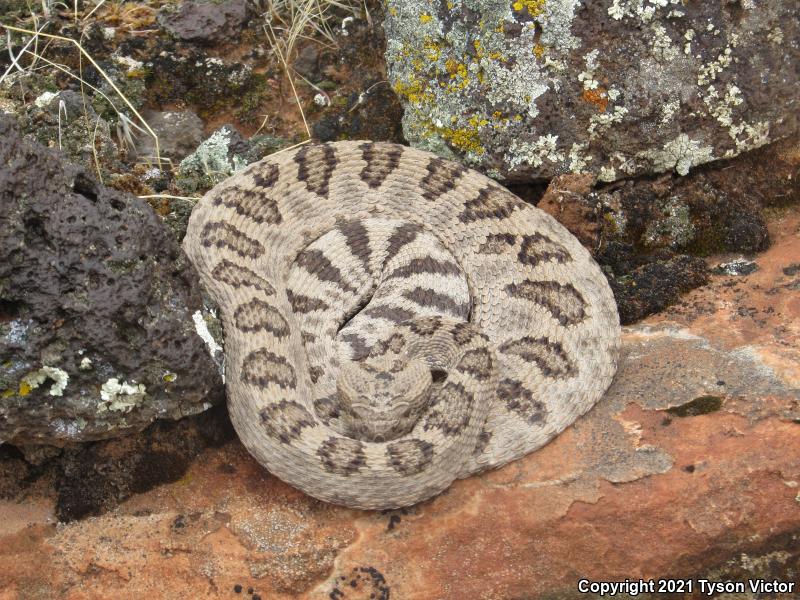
(0, 113, 223, 445)
(157, 0, 252, 45)
(384, 0, 799, 181)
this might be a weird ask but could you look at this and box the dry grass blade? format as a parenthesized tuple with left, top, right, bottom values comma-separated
(0, 23, 162, 168)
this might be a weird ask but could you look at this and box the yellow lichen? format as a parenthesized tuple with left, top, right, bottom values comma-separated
(533, 43, 546, 59)
(473, 39, 484, 58)
(389, 6, 397, 16)
(19, 381, 31, 396)
(2, 389, 14, 398)
(420, 13, 433, 23)
(393, 77, 433, 105)
(423, 39, 441, 61)
(512, 0, 546, 16)
(440, 127, 485, 153)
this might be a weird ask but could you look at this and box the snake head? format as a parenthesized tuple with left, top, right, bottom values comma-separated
(336, 357, 432, 442)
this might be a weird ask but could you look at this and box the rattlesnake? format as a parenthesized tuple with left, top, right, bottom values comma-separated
(183, 141, 620, 509)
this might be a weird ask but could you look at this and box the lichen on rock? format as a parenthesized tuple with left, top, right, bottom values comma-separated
(384, 0, 799, 181)
(0, 113, 224, 445)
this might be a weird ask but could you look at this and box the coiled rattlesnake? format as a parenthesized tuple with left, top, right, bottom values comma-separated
(183, 141, 620, 509)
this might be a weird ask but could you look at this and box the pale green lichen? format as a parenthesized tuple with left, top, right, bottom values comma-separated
(643, 197, 696, 248)
(99, 378, 147, 412)
(21, 366, 69, 397)
(178, 126, 248, 190)
(640, 134, 714, 176)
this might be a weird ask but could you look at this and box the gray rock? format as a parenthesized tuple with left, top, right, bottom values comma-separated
(714, 258, 759, 276)
(384, 0, 799, 181)
(0, 113, 224, 445)
(158, 0, 252, 45)
(136, 109, 205, 162)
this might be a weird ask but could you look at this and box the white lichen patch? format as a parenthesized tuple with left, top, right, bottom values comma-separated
(697, 45, 733, 86)
(34, 91, 58, 109)
(506, 135, 563, 169)
(598, 166, 617, 182)
(79, 357, 93, 371)
(99, 378, 146, 412)
(608, 0, 683, 23)
(568, 143, 592, 172)
(577, 49, 600, 90)
(179, 127, 248, 178)
(650, 23, 679, 60)
(587, 106, 629, 138)
(640, 134, 714, 176)
(3, 319, 31, 345)
(703, 84, 743, 128)
(113, 54, 144, 74)
(660, 99, 681, 124)
(22, 366, 69, 397)
(193, 310, 223, 357)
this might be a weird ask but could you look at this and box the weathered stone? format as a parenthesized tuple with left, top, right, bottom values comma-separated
(157, 0, 252, 45)
(0, 113, 224, 445)
(136, 109, 205, 162)
(384, 0, 799, 181)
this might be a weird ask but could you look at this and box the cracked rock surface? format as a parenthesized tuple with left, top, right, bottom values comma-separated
(0, 113, 223, 445)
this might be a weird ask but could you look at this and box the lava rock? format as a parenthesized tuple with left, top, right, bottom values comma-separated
(135, 109, 205, 162)
(157, 0, 252, 45)
(0, 113, 224, 445)
(384, 0, 799, 181)
(609, 255, 709, 324)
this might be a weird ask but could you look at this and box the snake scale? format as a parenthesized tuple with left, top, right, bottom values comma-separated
(183, 141, 620, 509)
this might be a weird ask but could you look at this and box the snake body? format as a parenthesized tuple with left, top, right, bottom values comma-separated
(183, 141, 620, 509)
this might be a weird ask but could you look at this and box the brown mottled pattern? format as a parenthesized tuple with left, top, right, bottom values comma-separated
(517, 233, 571, 266)
(296, 248, 358, 294)
(424, 381, 473, 436)
(200, 222, 264, 258)
(337, 220, 372, 273)
(497, 378, 546, 425)
(260, 400, 314, 443)
(241, 348, 297, 389)
(360, 142, 403, 189)
(455, 347, 494, 380)
(212, 186, 282, 225)
(505, 280, 587, 326)
(402, 287, 469, 316)
(477, 232, 516, 254)
(384, 222, 421, 264)
(363, 305, 417, 324)
(387, 257, 462, 279)
(211, 260, 274, 294)
(287, 289, 329, 313)
(499, 336, 577, 378)
(459, 185, 525, 223)
(420, 157, 467, 201)
(318, 437, 367, 475)
(234, 298, 290, 337)
(295, 143, 337, 198)
(252, 163, 279, 189)
(386, 439, 435, 475)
